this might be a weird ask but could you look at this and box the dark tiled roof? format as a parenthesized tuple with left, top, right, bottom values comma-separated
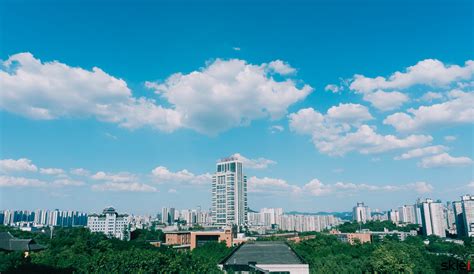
(0, 232, 45, 251)
(221, 241, 304, 266)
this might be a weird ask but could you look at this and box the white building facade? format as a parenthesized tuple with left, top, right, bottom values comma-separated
(353, 202, 371, 223)
(420, 199, 446, 237)
(212, 157, 248, 227)
(87, 207, 130, 240)
(461, 195, 474, 237)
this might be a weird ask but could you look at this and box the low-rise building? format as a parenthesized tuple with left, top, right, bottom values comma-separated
(219, 241, 309, 273)
(164, 228, 233, 250)
(330, 230, 371, 244)
(0, 232, 45, 256)
(87, 207, 130, 240)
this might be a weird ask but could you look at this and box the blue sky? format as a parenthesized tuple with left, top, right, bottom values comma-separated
(0, 0, 473, 214)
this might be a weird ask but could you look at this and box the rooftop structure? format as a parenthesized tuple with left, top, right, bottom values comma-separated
(0, 232, 45, 254)
(164, 228, 233, 250)
(219, 241, 309, 273)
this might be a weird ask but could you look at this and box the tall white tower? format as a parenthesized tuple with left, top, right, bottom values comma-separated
(420, 199, 446, 237)
(212, 156, 247, 227)
(353, 202, 371, 223)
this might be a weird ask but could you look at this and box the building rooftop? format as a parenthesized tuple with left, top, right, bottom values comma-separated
(0, 232, 45, 252)
(221, 241, 304, 266)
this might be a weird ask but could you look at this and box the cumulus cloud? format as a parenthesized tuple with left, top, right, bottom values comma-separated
(231, 153, 276, 169)
(324, 84, 341, 93)
(247, 176, 301, 194)
(70, 168, 91, 176)
(326, 103, 374, 124)
(394, 145, 448, 160)
(269, 125, 284, 133)
(266, 60, 296, 75)
(0, 158, 38, 173)
(146, 58, 312, 134)
(151, 166, 211, 185)
(350, 59, 474, 93)
(289, 107, 431, 156)
(39, 168, 65, 175)
(444, 135, 457, 142)
(0, 176, 47, 187)
(0, 52, 174, 131)
(91, 171, 137, 183)
(91, 182, 157, 192)
(346, 59, 474, 111)
(362, 90, 409, 111)
(419, 91, 443, 102)
(52, 178, 85, 186)
(384, 90, 474, 132)
(248, 176, 433, 196)
(418, 153, 473, 168)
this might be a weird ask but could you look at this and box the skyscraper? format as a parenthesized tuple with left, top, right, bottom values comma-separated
(353, 202, 371, 223)
(461, 195, 474, 237)
(453, 200, 465, 236)
(212, 156, 248, 227)
(398, 205, 417, 224)
(161, 207, 176, 225)
(420, 199, 446, 237)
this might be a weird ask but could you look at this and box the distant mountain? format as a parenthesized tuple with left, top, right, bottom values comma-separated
(285, 211, 353, 220)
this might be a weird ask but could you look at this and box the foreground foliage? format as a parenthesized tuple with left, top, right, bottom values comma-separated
(1, 225, 472, 273)
(0, 226, 232, 273)
(291, 233, 473, 273)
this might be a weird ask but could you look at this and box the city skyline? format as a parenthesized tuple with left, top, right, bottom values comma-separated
(1, 0, 473, 214)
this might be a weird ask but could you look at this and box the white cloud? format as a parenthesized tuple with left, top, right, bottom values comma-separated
(418, 153, 473, 168)
(419, 91, 443, 102)
(232, 47, 241, 51)
(146, 58, 312, 134)
(408, 182, 434, 194)
(248, 176, 433, 196)
(39, 168, 65, 175)
(467, 182, 474, 189)
(91, 182, 157, 192)
(70, 168, 91, 176)
(444, 135, 457, 142)
(247, 176, 301, 194)
(394, 145, 448, 160)
(347, 59, 473, 111)
(2, 53, 311, 135)
(289, 108, 432, 156)
(91, 171, 137, 183)
(231, 153, 276, 169)
(52, 178, 85, 186)
(324, 84, 341, 93)
(266, 60, 296, 75)
(0, 176, 47, 187)
(0, 158, 38, 173)
(168, 188, 178, 193)
(151, 166, 211, 185)
(269, 125, 284, 133)
(104, 132, 118, 140)
(362, 90, 409, 111)
(350, 59, 474, 93)
(384, 90, 474, 132)
(0, 52, 182, 132)
(326, 103, 374, 124)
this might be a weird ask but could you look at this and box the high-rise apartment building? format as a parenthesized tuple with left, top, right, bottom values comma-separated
(398, 205, 417, 224)
(212, 157, 248, 227)
(353, 202, 371, 223)
(161, 207, 176, 225)
(420, 199, 446, 237)
(453, 200, 465, 236)
(461, 195, 474, 237)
